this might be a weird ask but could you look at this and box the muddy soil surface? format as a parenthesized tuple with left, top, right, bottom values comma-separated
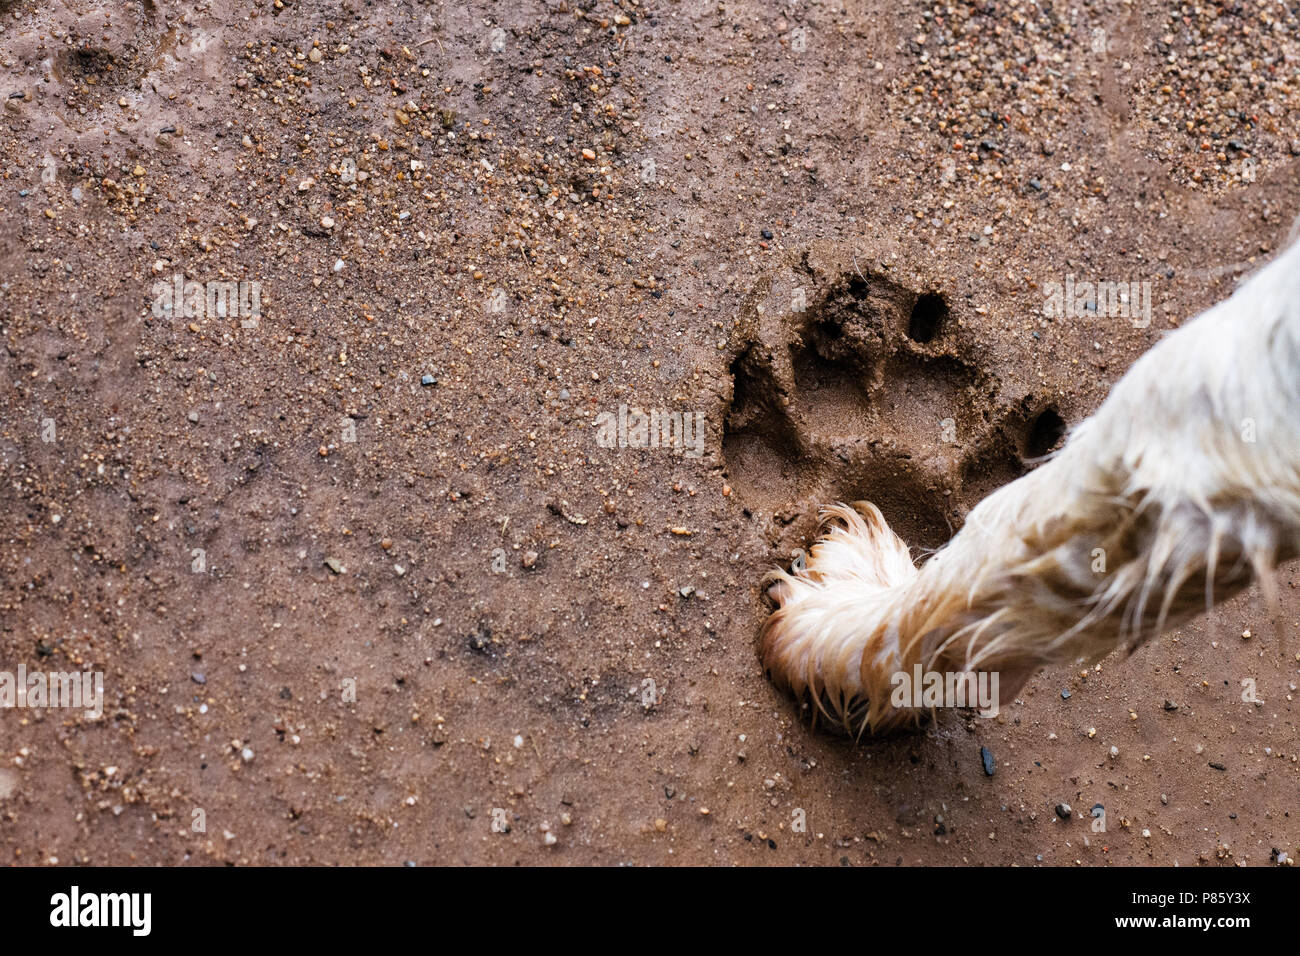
(0, 0, 1297, 865)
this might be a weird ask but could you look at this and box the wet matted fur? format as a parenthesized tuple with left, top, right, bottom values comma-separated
(761, 240, 1300, 735)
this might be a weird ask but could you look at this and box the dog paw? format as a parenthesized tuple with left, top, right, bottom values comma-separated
(759, 500, 918, 732)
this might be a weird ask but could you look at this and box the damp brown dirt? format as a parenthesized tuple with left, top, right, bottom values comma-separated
(0, 0, 1296, 866)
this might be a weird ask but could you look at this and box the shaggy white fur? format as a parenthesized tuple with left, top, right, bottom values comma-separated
(761, 240, 1300, 735)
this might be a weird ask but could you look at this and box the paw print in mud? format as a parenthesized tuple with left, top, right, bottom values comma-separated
(724, 244, 1067, 554)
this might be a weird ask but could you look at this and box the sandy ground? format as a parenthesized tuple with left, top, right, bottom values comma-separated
(0, 0, 1298, 865)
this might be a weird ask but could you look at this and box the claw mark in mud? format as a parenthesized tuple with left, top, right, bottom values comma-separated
(724, 246, 1068, 557)
(905, 291, 947, 344)
(1025, 406, 1067, 459)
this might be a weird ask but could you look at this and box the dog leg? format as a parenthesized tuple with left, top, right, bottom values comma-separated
(761, 242, 1300, 735)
